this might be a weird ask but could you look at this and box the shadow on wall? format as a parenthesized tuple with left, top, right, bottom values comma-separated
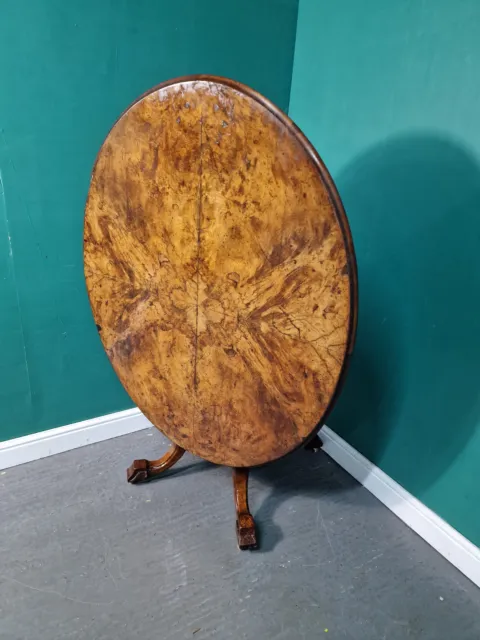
(328, 133, 480, 498)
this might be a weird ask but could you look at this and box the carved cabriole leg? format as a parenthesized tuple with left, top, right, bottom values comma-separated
(232, 467, 257, 550)
(127, 444, 185, 483)
(304, 434, 323, 453)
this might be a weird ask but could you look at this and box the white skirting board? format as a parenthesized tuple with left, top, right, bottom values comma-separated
(0, 408, 151, 471)
(321, 426, 480, 588)
(0, 409, 478, 587)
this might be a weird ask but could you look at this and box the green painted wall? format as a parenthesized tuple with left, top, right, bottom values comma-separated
(290, 0, 480, 545)
(0, 0, 299, 441)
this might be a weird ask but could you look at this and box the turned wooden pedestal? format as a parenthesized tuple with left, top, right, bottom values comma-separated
(84, 76, 357, 550)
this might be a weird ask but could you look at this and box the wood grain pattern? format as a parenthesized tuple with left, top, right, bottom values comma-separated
(84, 76, 357, 467)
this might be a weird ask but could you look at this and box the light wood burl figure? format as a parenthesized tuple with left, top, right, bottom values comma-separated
(84, 76, 357, 550)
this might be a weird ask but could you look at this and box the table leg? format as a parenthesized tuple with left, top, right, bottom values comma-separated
(127, 444, 185, 483)
(232, 467, 257, 550)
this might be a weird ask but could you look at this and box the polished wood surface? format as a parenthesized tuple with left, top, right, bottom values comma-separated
(84, 76, 357, 468)
(232, 468, 257, 550)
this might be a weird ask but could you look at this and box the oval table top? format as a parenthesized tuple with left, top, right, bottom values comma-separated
(84, 76, 357, 467)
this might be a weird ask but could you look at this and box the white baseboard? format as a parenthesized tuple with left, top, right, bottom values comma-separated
(1, 410, 478, 587)
(321, 425, 480, 588)
(0, 408, 151, 471)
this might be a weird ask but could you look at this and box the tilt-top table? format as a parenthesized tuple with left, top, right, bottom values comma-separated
(84, 76, 357, 549)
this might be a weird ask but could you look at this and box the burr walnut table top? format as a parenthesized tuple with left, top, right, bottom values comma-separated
(84, 76, 357, 467)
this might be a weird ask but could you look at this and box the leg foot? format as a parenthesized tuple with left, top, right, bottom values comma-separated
(236, 513, 257, 550)
(304, 434, 323, 453)
(127, 458, 149, 483)
(127, 444, 185, 484)
(232, 467, 257, 550)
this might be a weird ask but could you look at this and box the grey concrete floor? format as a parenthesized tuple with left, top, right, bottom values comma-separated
(0, 427, 479, 640)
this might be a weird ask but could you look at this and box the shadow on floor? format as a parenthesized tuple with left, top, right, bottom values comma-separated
(135, 459, 214, 483)
(131, 444, 360, 553)
(252, 448, 359, 552)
